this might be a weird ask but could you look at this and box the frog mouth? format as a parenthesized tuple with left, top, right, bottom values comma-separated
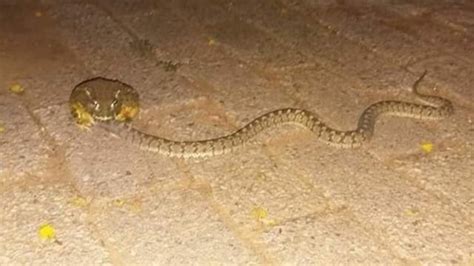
(92, 114, 115, 121)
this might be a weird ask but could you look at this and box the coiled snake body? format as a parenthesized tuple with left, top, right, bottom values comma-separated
(70, 74, 453, 158)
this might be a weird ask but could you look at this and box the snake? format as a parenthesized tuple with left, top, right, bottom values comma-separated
(69, 73, 453, 159)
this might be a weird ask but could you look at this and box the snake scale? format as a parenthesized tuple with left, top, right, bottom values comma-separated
(69, 72, 453, 158)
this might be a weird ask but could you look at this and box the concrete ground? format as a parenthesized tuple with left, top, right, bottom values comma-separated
(0, 0, 473, 264)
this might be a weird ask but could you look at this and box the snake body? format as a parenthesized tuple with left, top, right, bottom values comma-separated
(70, 74, 453, 158)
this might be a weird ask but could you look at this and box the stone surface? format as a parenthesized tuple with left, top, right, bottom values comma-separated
(0, 0, 472, 264)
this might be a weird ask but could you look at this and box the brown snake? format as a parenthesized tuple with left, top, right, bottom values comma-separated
(70, 72, 453, 158)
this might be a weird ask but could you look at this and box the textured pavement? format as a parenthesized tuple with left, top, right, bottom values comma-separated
(0, 0, 473, 265)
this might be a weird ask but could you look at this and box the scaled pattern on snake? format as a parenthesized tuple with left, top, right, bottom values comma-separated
(69, 73, 453, 158)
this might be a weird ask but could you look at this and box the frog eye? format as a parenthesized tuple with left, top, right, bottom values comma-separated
(84, 89, 101, 110)
(110, 99, 119, 109)
(92, 100, 100, 111)
(114, 90, 122, 99)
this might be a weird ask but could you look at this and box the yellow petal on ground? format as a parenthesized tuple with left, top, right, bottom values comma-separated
(251, 206, 268, 220)
(251, 206, 277, 226)
(112, 199, 125, 207)
(208, 38, 217, 46)
(0, 123, 5, 133)
(38, 223, 56, 241)
(420, 142, 434, 153)
(403, 207, 419, 217)
(9, 84, 24, 94)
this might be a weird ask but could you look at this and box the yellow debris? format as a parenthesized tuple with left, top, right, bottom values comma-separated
(420, 142, 434, 153)
(35, 11, 43, 17)
(0, 123, 4, 133)
(404, 208, 419, 217)
(251, 206, 268, 220)
(112, 199, 125, 207)
(38, 223, 56, 241)
(251, 206, 276, 226)
(9, 84, 24, 94)
(208, 38, 217, 46)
